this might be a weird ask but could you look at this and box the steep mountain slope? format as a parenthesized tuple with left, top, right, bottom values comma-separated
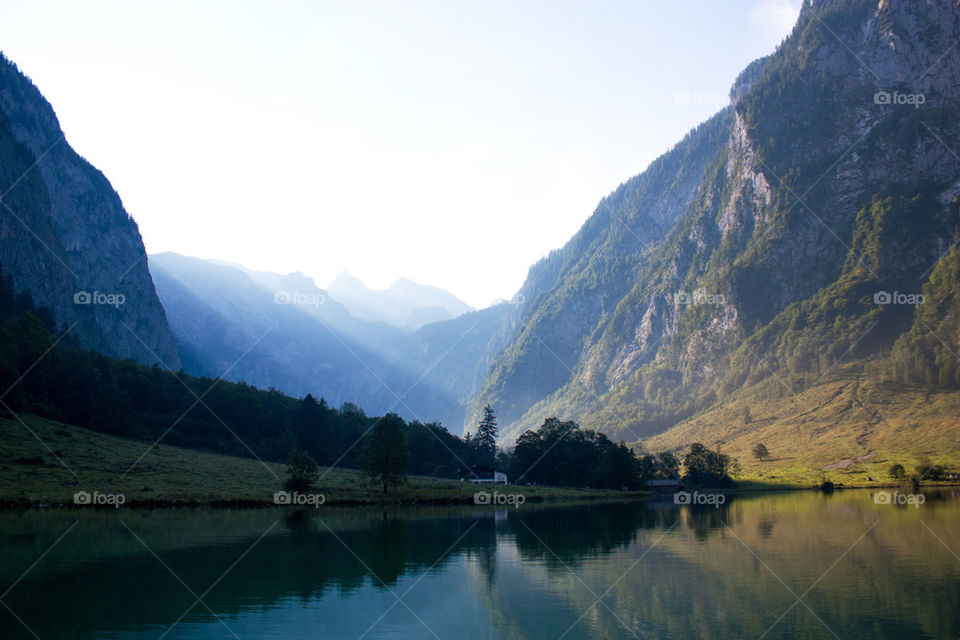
(471, 107, 734, 433)
(0, 54, 179, 366)
(474, 0, 960, 446)
(151, 253, 504, 433)
(399, 302, 514, 410)
(327, 271, 474, 330)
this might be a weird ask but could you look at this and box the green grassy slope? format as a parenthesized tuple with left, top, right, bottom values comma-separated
(646, 362, 960, 486)
(0, 413, 646, 505)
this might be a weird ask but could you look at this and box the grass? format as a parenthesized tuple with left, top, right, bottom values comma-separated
(0, 412, 648, 506)
(647, 362, 960, 488)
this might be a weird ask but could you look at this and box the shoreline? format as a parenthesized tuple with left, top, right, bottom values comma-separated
(0, 488, 654, 510)
(5, 481, 958, 510)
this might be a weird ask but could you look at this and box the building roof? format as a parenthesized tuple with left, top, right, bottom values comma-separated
(646, 479, 682, 487)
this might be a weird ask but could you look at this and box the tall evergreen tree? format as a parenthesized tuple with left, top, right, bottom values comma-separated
(474, 405, 498, 467)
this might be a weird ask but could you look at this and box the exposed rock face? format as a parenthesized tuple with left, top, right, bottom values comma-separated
(0, 54, 179, 367)
(473, 0, 960, 441)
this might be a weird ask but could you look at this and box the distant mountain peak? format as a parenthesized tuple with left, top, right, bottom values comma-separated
(388, 276, 418, 290)
(326, 272, 473, 330)
(329, 270, 368, 290)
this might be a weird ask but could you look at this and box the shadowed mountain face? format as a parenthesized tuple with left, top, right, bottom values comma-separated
(327, 271, 474, 330)
(0, 54, 179, 367)
(471, 0, 960, 443)
(150, 253, 508, 432)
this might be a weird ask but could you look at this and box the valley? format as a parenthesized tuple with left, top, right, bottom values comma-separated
(2, 1, 960, 637)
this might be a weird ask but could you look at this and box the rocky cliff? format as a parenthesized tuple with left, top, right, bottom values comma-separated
(0, 54, 179, 367)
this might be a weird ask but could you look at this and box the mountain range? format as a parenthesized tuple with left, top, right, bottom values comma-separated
(2, 0, 959, 473)
(326, 271, 474, 330)
(149, 252, 507, 432)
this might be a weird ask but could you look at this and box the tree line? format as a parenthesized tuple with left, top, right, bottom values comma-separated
(1, 263, 734, 491)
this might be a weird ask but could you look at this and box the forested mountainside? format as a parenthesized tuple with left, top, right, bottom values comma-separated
(471, 0, 960, 447)
(0, 53, 179, 366)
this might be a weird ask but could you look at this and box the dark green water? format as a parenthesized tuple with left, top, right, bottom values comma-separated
(1, 489, 959, 639)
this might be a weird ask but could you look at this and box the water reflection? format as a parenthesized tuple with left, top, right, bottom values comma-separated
(0, 491, 958, 639)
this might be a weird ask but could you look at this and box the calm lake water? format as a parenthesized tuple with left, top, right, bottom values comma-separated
(1, 489, 959, 639)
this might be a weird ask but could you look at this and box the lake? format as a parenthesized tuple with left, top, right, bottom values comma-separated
(1, 489, 959, 639)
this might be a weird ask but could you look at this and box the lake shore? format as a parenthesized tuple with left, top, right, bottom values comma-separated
(5, 414, 956, 509)
(0, 485, 653, 510)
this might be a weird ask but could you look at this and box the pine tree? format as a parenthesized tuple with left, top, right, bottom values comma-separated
(474, 405, 498, 467)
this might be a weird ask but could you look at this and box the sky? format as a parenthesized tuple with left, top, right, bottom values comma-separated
(1, 0, 801, 308)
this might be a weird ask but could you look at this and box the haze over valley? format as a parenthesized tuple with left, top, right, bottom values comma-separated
(1, 1, 959, 638)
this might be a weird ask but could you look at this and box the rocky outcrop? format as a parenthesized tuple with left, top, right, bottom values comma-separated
(0, 54, 179, 367)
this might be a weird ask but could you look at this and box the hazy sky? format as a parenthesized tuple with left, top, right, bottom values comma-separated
(1, 0, 801, 308)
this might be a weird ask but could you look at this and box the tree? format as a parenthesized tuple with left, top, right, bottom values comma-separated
(683, 443, 734, 486)
(598, 441, 642, 489)
(888, 463, 906, 479)
(296, 394, 334, 463)
(752, 443, 770, 460)
(508, 417, 646, 488)
(284, 449, 319, 492)
(473, 405, 498, 467)
(657, 452, 681, 477)
(362, 413, 410, 493)
(916, 461, 945, 481)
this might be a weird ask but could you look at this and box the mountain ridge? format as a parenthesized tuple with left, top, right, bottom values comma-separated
(327, 270, 474, 330)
